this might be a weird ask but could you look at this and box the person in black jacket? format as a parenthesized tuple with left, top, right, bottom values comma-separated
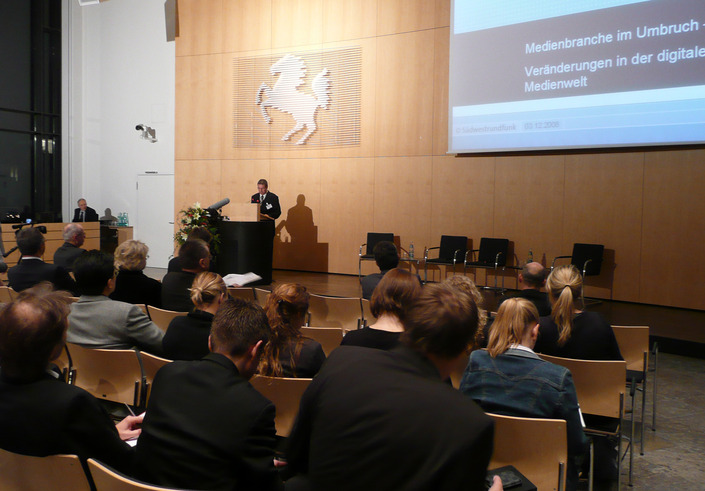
(53, 223, 86, 273)
(110, 240, 162, 307)
(251, 179, 281, 220)
(72, 198, 99, 222)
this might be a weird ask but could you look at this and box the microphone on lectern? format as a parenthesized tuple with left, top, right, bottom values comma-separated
(207, 198, 230, 210)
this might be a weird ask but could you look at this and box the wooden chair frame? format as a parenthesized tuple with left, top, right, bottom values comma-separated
(249, 375, 312, 437)
(0, 450, 91, 491)
(146, 305, 187, 333)
(306, 294, 363, 333)
(300, 326, 344, 356)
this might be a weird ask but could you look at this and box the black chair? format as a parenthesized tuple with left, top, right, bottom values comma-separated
(552, 243, 605, 307)
(464, 238, 509, 290)
(358, 232, 394, 282)
(423, 235, 468, 283)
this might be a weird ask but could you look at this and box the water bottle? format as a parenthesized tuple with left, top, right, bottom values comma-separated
(123, 212, 129, 226)
(409, 242, 415, 260)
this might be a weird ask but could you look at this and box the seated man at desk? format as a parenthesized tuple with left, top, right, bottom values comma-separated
(72, 198, 99, 222)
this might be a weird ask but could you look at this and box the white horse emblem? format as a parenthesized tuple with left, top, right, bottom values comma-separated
(255, 54, 331, 145)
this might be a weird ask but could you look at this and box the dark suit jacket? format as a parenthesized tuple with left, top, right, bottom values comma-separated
(161, 310, 213, 361)
(251, 192, 281, 220)
(497, 288, 551, 317)
(53, 242, 85, 272)
(134, 353, 283, 491)
(0, 373, 134, 474)
(160, 271, 197, 312)
(286, 346, 494, 491)
(536, 311, 623, 361)
(110, 269, 162, 308)
(7, 258, 77, 295)
(72, 206, 99, 222)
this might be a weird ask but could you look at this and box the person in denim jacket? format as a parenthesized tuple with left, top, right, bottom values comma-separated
(460, 298, 587, 490)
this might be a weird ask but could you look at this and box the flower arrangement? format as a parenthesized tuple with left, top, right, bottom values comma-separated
(174, 202, 220, 253)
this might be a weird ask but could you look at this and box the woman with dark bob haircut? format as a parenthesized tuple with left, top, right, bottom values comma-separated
(342, 268, 422, 350)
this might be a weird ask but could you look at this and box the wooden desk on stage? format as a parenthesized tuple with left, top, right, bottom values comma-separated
(216, 203, 273, 286)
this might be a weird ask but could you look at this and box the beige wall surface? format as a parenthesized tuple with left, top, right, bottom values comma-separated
(174, 0, 705, 310)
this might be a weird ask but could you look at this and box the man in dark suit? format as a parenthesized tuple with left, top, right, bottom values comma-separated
(251, 179, 281, 220)
(0, 288, 143, 474)
(360, 240, 399, 300)
(7, 227, 77, 294)
(285, 283, 502, 491)
(53, 223, 86, 272)
(161, 239, 210, 311)
(72, 198, 99, 222)
(498, 262, 551, 317)
(134, 297, 283, 491)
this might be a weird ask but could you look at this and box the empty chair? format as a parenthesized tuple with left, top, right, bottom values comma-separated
(0, 286, 17, 303)
(464, 238, 509, 289)
(146, 305, 187, 333)
(307, 294, 363, 332)
(87, 458, 184, 491)
(423, 235, 468, 283)
(254, 288, 270, 308)
(67, 343, 143, 407)
(358, 232, 394, 281)
(0, 450, 91, 491)
(300, 326, 344, 356)
(249, 375, 313, 437)
(228, 286, 256, 301)
(488, 413, 567, 491)
(139, 352, 173, 408)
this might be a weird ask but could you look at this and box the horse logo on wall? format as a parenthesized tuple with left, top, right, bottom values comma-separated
(255, 54, 332, 145)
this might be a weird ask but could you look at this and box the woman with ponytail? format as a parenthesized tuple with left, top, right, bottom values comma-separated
(460, 297, 587, 490)
(534, 265, 622, 360)
(162, 272, 227, 360)
(258, 283, 326, 377)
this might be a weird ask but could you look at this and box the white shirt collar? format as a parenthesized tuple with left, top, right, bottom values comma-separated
(21, 256, 43, 261)
(509, 343, 535, 354)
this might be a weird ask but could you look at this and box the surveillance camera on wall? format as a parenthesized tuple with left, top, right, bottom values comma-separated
(135, 123, 158, 143)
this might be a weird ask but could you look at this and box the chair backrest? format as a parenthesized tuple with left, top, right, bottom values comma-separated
(0, 449, 91, 491)
(146, 305, 188, 333)
(300, 326, 344, 356)
(571, 243, 604, 276)
(254, 288, 270, 308)
(67, 343, 143, 407)
(0, 286, 16, 303)
(438, 235, 468, 262)
(538, 353, 626, 419)
(612, 325, 650, 372)
(477, 238, 509, 266)
(307, 294, 362, 332)
(364, 232, 394, 256)
(228, 287, 256, 302)
(360, 298, 375, 326)
(139, 352, 173, 408)
(87, 458, 183, 490)
(135, 304, 149, 316)
(249, 375, 312, 437)
(487, 413, 567, 491)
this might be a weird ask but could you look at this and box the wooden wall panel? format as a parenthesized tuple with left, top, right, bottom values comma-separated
(432, 27, 449, 156)
(564, 153, 644, 301)
(375, 30, 435, 157)
(223, 0, 272, 53)
(175, 0, 224, 57)
(377, 0, 437, 36)
(317, 158, 375, 274)
(435, 0, 451, 28)
(175, 55, 225, 160)
(641, 150, 705, 309)
(322, 0, 377, 43)
(219, 160, 271, 219)
(271, 0, 323, 49)
(174, 160, 223, 249)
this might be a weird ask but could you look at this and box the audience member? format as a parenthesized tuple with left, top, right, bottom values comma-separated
(498, 262, 551, 316)
(460, 298, 587, 490)
(534, 265, 622, 360)
(110, 240, 162, 307)
(285, 283, 500, 491)
(444, 275, 488, 347)
(360, 241, 399, 300)
(67, 250, 164, 354)
(72, 198, 99, 222)
(162, 272, 227, 360)
(134, 298, 282, 491)
(161, 239, 210, 311)
(258, 283, 326, 378)
(53, 223, 86, 272)
(0, 288, 142, 474)
(168, 226, 213, 273)
(342, 268, 421, 350)
(7, 227, 77, 295)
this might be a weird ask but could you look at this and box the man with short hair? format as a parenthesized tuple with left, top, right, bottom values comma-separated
(53, 223, 86, 272)
(7, 227, 77, 294)
(251, 179, 281, 221)
(161, 239, 210, 311)
(285, 283, 501, 491)
(498, 261, 551, 316)
(167, 227, 214, 273)
(72, 198, 99, 222)
(0, 288, 142, 473)
(134, 297, 283, 491)
(360, 240, 400, 300)
(67, 250, 164, 354)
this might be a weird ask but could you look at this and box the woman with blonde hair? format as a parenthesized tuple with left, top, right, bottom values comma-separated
(534, 264, 621, 360)
(342, 268, 421, 350)
(259, 283, 325, 377)
(443, 275, 488, 347)
(162, 272, 227, 360)
(110, 240, 162, 307)
(460, 297, 587, 490)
